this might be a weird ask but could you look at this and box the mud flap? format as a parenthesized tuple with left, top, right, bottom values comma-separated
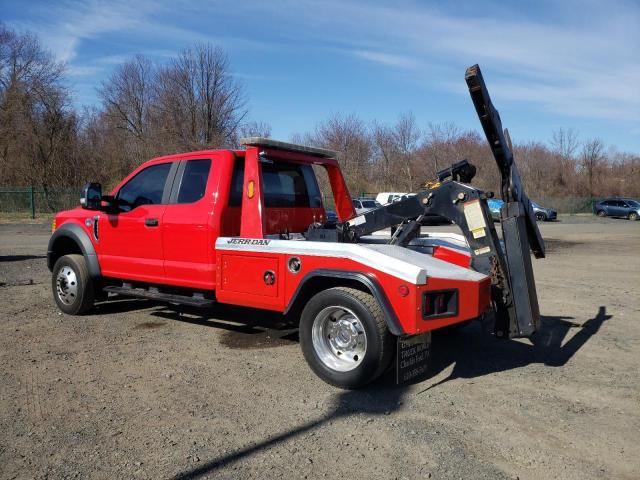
(396, 332, 431, 385)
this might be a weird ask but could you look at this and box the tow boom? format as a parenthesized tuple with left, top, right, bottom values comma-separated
(309, 65, 544, 338)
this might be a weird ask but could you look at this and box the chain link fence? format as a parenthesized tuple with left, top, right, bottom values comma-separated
(0, 187, 80, 218)
(1, 186, 598, 218)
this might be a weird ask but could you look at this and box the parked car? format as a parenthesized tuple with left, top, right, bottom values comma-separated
(375, 192, 406, 205)
(352, 198, 381, 215)
(594, 198, 640, 220)
(324, 209, 337, 227)
(487, 199, 503, 222)
(488, 199, 557, 222)
(531, 201, 557, 221)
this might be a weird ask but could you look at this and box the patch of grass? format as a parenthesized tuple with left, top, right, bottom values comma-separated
(0, 212, 53, 224)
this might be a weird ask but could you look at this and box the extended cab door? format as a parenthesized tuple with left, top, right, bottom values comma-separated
(162, 158, 216, 290)
(97, 161, 176, 283)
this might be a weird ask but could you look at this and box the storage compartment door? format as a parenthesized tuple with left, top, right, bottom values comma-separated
(218, 254, 282, 310)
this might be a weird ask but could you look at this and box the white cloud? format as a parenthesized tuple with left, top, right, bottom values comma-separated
(351, 50, 418, 69)
(67, 65, 103, 77)
(9, 0, 160, 62)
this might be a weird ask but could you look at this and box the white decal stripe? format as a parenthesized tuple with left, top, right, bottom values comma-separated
(215, 238, 486, 284)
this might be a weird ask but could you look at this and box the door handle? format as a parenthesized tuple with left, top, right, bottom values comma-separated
(145, 218, 159, 227)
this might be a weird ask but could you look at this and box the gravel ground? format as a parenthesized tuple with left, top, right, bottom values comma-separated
(0, 218, 639, 479)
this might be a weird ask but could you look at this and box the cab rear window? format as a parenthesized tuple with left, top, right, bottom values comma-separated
(229, 158, 322, 208)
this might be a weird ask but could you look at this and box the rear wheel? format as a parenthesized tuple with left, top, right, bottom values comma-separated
(629, 212, 639, 221)
(299, 287, 394, 389)
(596, 210, 607, 217)
(52, 254, 95, 315)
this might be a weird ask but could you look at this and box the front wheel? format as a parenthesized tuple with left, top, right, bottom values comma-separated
(299, 287, 394, 389)
(535, 212, 546, 221)
(52, 254, 95, 315)
(629, 212, 639, 221)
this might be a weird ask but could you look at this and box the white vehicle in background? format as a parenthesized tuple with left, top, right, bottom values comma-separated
(352, 198, 381, 215)
(375, 192, 410, 205)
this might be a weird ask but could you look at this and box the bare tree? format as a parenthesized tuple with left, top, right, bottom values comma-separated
(371, 121, 396, 189)
(240, 121, 272, 140)
(580, 138, 605, 197)
(421, 122, 462, 174)
(98, 55, 154, 140)
(155, 44, 247, 148)
(392, 112, 421, 191)
(551, 127, 579, 186)
(0, 23, 74, 191)
(308, 114, 373, 194)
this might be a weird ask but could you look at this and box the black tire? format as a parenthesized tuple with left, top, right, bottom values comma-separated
(52, 254, 95, 315)
(299, 287, 394, 389)
(628, 212, 639, 221)
(535, 212, 546, 221)
(596, 210, 607, 218)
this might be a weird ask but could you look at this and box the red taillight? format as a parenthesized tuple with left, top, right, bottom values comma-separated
(398, 285, 409, 297)
(422, 290, 458, 319)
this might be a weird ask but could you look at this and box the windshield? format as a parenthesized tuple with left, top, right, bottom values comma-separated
(626, 200, 639, 207)
(361, 200, 378, 208)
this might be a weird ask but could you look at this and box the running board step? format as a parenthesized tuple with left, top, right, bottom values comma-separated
(103, 286, 215, 307)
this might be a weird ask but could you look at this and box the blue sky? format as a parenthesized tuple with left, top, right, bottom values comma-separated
(3, 0, 639, 152)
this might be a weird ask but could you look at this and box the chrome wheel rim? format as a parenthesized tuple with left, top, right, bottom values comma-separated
(311, 306, 367, 372)
(56, 265, 78, 305)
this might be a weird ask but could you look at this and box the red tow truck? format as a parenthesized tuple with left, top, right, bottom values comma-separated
(48, 65, 545, 388)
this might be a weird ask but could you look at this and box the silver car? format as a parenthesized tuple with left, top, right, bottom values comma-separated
(352, 198, 381, 215)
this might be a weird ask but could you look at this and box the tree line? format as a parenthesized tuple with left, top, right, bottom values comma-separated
(1, 24, 638, 201)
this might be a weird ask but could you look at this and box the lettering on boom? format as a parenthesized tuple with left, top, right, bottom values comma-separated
(226, 238, 271, 246)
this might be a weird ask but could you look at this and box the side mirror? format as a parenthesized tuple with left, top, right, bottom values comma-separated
(80, 182, 103, 210)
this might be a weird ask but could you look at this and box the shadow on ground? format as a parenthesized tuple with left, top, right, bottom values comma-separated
(0, 254, 46, 262)
(421, 305, 611, 392)
(167, 306, 609, 480)
(151, 303, 300, 349)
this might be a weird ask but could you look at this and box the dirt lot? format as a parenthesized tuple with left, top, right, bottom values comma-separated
(1, 217, 639, 480)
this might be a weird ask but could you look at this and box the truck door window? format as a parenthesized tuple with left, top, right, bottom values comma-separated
(176, 159, 211, 203)
(117, 162, 172, 211)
